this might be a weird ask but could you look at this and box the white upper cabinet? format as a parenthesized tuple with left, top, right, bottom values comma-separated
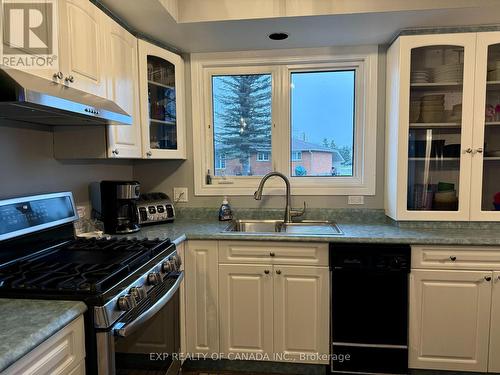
(57, 0, 107, 97)
(138, 40, 186, 159)
(386, 32, 500, 221)
(102, 14, 142, 158)
(470, 31, 500, 220)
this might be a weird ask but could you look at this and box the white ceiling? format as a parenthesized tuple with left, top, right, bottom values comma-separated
(100, 0, 500, 52)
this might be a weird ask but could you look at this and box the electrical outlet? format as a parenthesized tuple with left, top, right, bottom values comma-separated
(348, 195, 364, 205)
(173, 187, 188, 203)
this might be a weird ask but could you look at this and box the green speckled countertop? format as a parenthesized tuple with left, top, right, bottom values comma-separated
(130, 218, 500, 246)
(0, 299, 87, 372)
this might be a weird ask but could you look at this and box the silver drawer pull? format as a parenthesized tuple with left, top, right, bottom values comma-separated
(449, 256, 457, 262)
(485, 276, 492, 282)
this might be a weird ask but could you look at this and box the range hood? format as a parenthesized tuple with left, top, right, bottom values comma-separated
(0, 68, 132, 126)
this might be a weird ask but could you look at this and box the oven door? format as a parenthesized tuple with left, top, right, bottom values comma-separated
(97, 272, 183, 375)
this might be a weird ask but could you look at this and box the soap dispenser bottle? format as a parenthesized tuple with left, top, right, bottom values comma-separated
(219, 196, 233, 221)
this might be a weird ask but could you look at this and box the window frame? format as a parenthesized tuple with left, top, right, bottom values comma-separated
(191, 46, 378, 196)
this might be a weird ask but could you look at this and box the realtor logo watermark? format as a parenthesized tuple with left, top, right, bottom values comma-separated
(1, 0, 58, 69)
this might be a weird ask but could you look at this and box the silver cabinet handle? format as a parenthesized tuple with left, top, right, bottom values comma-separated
(146, 151, 152, 157)
(476, 147, 484, 154)
(485, 276, 492, 282)
(449, 256, 457, 261)
(53, 71, 63, 80)
(264, 270, 270, 275)
(269, 252, 275, 257)
(465, 148, 473, 154)
(65, 75, 74, 83)
(276, 269, 281, 275)
(112, 149, 119, 155)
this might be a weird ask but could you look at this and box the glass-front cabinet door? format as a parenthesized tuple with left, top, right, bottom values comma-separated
(471, 32, 500, 220)
(399, 34, 476, 220)
(138, 40, 186, 159)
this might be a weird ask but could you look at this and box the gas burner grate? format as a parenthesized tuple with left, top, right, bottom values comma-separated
(0, 237, 172, 294)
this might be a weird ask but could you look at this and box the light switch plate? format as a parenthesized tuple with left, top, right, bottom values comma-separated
(173, 187, 188, 203)
(348, 195, 364, 205)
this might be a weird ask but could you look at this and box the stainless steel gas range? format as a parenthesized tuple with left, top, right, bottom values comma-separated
(0, 192, 183, 374)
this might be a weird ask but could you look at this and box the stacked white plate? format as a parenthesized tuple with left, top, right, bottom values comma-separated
(421, 94, 445, 123)
(487, 60, 500, 81)
(411, 69, 431, 83)
(433, 63, 463, 83)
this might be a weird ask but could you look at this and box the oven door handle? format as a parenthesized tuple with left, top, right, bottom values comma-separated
(113, 271, 184, 338)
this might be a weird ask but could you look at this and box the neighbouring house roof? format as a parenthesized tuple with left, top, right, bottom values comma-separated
(292, 139, 345, 163)
(217, 138, 346, 163)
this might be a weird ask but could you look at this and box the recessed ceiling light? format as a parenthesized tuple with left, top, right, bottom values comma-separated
(268, 32, 289, 41)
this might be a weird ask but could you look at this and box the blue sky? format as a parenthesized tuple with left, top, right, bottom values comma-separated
(291, 70, 355, 148)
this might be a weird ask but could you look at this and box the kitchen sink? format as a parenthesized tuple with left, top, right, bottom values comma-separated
(223, 219, 343, 235)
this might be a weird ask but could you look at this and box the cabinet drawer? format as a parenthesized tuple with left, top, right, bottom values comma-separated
(412, 246, 500, 270)
(219, 241, 328, 266)
(4, 316, 85, 375)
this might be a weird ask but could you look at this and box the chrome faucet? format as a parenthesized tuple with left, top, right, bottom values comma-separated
(253, 171, 305, 223)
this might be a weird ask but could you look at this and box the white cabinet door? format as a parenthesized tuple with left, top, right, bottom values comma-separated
(489, 271, 500, 372)
(138, 40, 186, 159)
(184, 241, 219, 354)
(219, 264, 273, 357)
(386, 33, 477, 221)
(470, 31, 500, 221)
(409, 269, 492, 372)
(58, 0, 107, 97)
(273, 265, 329, 364)
(3, 316, 85, 375)
(102, 15, 142, 158)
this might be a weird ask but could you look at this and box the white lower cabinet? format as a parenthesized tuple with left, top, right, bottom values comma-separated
(409, 269, 492, 372)
(410, 246, 500, 373)
(184, 240, 330, 364)
(219, 264, 274, 357)
(4, 315, 85, 375)
(184, 241, 220, 354)
(273, 266, 329, 363)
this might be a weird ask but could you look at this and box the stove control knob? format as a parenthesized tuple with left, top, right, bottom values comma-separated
(147, 272, 162, 285)
(172, 255, 182, 269)
(130, 286, 147, 302)
(162, 260, 175, 273)
(117, 294, 136, 311)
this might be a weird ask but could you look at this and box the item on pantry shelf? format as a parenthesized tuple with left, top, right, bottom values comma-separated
(408, 140, 445, 158)
(433, 63, 463, 82)
(494, 192, 500, 210)
(438, 182, 455, 192)
(486, 104, 496, 122)
(218, 196, 233, 221)
(496, 104, 500, 121)
(443, 144, 461, 158)
(410, 100, 421, 122)
(411, 69, 432, 83)
(434, 190, 458, 211)
(486, 150, 500, 157)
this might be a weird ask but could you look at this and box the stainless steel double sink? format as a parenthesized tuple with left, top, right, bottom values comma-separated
(223, 219, 343, 235)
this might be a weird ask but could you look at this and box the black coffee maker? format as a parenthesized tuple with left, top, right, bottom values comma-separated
(90, 180, 141, 234)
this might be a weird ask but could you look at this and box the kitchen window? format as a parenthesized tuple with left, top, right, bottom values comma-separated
(191, 46, 378, 195)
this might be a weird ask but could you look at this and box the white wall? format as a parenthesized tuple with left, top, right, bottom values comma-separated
(0, 122, 134, 207)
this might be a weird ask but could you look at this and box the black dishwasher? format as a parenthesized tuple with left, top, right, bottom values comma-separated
(330, 243, 411, 374)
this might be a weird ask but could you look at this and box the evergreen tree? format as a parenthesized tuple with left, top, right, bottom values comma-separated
(214, 75, 272, 175)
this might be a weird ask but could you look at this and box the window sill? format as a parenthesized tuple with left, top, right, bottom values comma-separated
(195, 178, 375, 196)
